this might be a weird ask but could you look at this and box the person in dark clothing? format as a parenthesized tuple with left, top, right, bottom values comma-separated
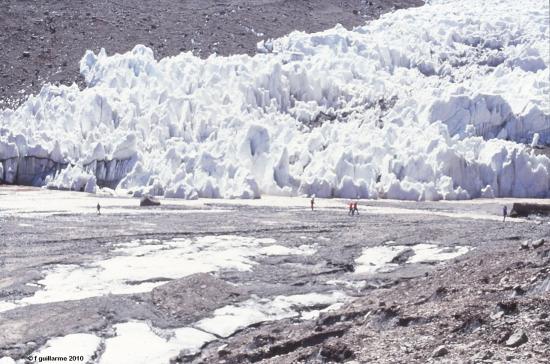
(348, 201, 354, 216)
(502, 205, 507, 222)
(353, 201, 359, 215)
(310, 197, 315, 211)
(97, 203, 101, 215)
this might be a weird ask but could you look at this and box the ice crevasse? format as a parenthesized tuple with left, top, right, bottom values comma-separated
(0, 0, 548, 200)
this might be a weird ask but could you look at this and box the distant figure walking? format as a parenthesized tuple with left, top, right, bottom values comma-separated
(348, 201, 354, 216)
(502, 205, 507, 222)
(310, 196, 315, 211)
(353, 201, 359, 216)
(97, 203, 101, 215)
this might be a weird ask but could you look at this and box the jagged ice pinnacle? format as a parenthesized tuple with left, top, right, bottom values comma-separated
(0, 0, 548, 200)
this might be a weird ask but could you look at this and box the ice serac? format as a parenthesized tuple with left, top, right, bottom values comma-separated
(0, 0, 549, 200)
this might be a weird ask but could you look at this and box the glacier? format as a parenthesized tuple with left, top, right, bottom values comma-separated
(0, 0, 548, 200)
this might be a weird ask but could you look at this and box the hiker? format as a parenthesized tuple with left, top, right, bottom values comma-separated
(97, 203, 101, 215)
(348, 201, 354, 216)
(353, 201, 359, 216)
(310, 196, 315, 211)
(502, 205, 507, 222)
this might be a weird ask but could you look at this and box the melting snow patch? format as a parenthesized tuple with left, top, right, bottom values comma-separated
(32, 333, 101, 363)
(0, 235, 317, 311)
(0, 302, 18, 313)
(0, 357, 15, 364)
(326, 279, 367, 292)
(259, 244, 317, 256)
(100, 322, 215, 364)
(408, 244, 471, 263)
(355, 244, 471, 274)
(355, 246, 406, 274)
(195, 291, 348, 338)
(92, 292, 348, 363)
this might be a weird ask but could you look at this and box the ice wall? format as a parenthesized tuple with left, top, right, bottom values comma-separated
(0, 0, 549, 200)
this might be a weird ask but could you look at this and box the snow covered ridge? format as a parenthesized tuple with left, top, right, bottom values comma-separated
(0, 0, 548, 200)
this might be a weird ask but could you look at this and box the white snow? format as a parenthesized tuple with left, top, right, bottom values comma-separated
(27, 292, 347, 364)
(300, 301, 347, 320)
(354, 246, 406, 274)
(0, 187, 227, 217)
(100, 322, 215, 364)
(8, 291, 346, 364)
(195, 291, 348, 337)
(0, 302, 18, 313)
(326, 279, 367, 291)
(355, 243, 471, 274)
(32, 333, 101, 363)
(258, 243, 317, 256)
(0, 187, 537, 224)
(0, 0, 548, 200)
(58, 292, 346, 364)
(0, 235, 316, 312)
(407, 243, 471, 263)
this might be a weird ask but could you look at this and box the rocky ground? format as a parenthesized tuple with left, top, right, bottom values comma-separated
(194, 234, 550, 363)
(0, 188, 548, 363)
(0, 0, 423, 109)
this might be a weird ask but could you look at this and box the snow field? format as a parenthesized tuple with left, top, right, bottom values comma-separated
(195, 291, 348, 337)
(355, 243, 471, 274)
(0, 235, 317, 313)
(100, 323, 215, 364)
(18, 291, 348, 364)
(33, 334, 101, 363)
